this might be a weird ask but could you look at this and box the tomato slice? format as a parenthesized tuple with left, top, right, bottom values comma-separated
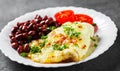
(54, 10, 74, 24)
(54, 10, 94, 25)
(74, 14, 93, 24)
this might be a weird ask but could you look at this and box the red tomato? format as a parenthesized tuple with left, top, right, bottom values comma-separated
(92, 23, 98, 33)
(54, 10, 74, 24)
(74, 14, 93, 24)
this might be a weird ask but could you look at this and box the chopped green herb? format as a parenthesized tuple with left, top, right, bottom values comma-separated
(30, 46, 41, 53)
(48, 26, 56, 30)
(94, 43, 98, 47)
(61, 44, 69, 49)
(52, 44, 62, 51)
(74, 22, 78, 24)
(20, 52, 28, 57)
(39, 40, 46, 47)
(74, 44, 79, 47)
(72, 32, 81, 38)
(41, 35, 48, 39)
(63, 25, 81, 38)
(52, 44, 69, 51)
(90, 36, 96, 41)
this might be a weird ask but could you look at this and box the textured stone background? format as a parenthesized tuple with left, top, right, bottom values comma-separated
(0, 0, 120, 71)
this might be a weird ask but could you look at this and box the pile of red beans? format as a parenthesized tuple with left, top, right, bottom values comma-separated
(9, 15, 60, 53)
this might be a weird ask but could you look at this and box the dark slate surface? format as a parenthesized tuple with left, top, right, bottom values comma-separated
(0, 0, 120, 71)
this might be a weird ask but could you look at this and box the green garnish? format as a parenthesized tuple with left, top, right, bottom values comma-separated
(39, 40, 47, 47)
(74, 22, 78, 24)
(40, 35, 47, 47)
(30, 46, 41, 53)
(90, 36, 96, 41)
(48, 26, 56, 30)
(61, 44, 69, 49)
(52, 44, 68, 51)
(63, 25, 81, 38)
(74, 44, 79, 47)
(20, 52, 28, 57)
(41, 35, 48, 39)
(94, 43, 98, 47)
(53, 44, 62, 51)
(72, 32, 81, 38)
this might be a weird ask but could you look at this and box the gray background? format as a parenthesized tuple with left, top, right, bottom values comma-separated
(0, 0, 120, 71)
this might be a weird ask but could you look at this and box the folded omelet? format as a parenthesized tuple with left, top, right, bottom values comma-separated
(28, 22, 98, 63)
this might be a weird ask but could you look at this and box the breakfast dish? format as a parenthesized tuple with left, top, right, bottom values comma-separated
(0, 7, 117, 67)
(9, 10, 99, 63)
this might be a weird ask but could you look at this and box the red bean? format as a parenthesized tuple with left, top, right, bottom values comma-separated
(30, 20, 35, 24)
(42, 28, 47, 32)
(11, 42, 18, 49)
(22, 25, 28, 32)
(40, 20, 45, 24)
(42, 24, 47, 29)
(34, 18, 42, 23)
(15, 34, 23, 39)
(45, 17, 53, 25)
(11, 26, 18, 33)
(28, 30, 36, 36)
(55, 22, 61, 27)
(16, 29, 22, 35)
(38, 32, 42, 36)
(36, 24, 42, 27)
(38, 27, 42, 32)
(17, 22, 20, 27)
(17, 45, 23, 53)
(35, 15, 39, 19)
(24, 20, 30, 26)
(17, 22, 24, 27)
(45, 19, 49, 24)
(43, 15, 48, 20)
(32, 25, 37, 30)
(38, 26, 42, 29)
(34, 19, 38, 23)
(22, 32, 28, 38)
(18, 41, 23, 45)
(9, 33, 14, 38)
(10, 37, 17, 43)
(24, 43, 30, 52)
(28, 23, 33, 30)
(35, 14, 42, 20)
(24, 22, 29, 26)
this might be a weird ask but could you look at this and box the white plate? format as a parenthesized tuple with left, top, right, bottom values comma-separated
(0, 6, 118, 68)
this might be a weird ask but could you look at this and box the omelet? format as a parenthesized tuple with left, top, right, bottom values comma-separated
(28, 22, 99, 63)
